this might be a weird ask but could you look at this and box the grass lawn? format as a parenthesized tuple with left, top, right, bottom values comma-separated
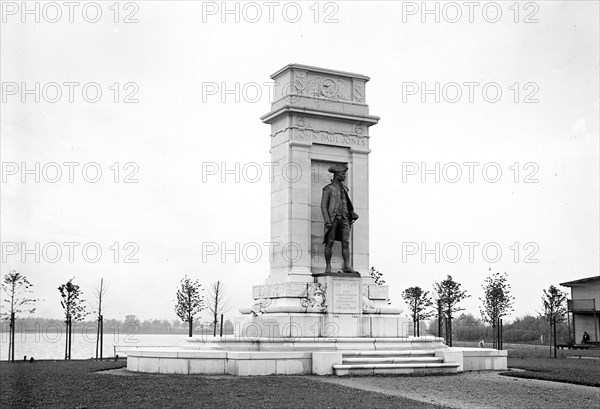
(503, 356, 600, 387)
(454, 341, 600, 386)
(503, 344, 600, 387)
(454, 341, 600, 387)
(1, 360, 447, 408)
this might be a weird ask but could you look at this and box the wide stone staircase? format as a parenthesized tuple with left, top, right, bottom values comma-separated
(333, 350, 460, 376)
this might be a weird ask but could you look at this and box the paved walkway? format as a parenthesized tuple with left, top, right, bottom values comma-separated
(313, 371, 600, 409)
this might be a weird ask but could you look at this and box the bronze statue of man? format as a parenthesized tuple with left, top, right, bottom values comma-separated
(321, 164, 359, 273)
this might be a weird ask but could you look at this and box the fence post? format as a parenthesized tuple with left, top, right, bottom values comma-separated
(437, 300, 443, 338)
(499, 318, 503, 350)
(95, 316, 100, 360)
(10, 312, 15, 362)
(64, 317, 68, 360)
(98, 315, 103, 361)
(68, 316, 72, 360)
(496, 318, 499, 350)
(594, 299, 598, 343)
(553, 316, 558, 358)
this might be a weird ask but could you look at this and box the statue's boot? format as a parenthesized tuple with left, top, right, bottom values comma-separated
(344, 266, 358, 274)
(324, 265, 332, 274)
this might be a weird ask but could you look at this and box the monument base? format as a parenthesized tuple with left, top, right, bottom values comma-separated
(237, 272, 404, 338)
(126, 336, 508, 376)
(246, 272, 400, 315)
(126, 273, 507, 376)
(234, 313, 410, 338)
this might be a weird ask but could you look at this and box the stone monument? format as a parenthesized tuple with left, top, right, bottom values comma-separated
(127, 64, 508, 376)
(236, 63, 406, 339)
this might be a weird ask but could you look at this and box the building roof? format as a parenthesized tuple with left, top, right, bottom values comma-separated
(560, 276, 600, 286)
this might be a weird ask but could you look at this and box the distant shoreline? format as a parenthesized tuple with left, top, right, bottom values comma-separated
(1, 330, 234, 335)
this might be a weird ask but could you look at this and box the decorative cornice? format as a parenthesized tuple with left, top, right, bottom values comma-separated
(261, 106, 380, 126)
(270, 95, 368, 108)
(271, 63, 370, 81)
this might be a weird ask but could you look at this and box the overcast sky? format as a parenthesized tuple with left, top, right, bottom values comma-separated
(1, 1, 598, 323)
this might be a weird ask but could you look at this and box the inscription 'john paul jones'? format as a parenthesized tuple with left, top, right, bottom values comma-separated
(295, 131, 367, 147)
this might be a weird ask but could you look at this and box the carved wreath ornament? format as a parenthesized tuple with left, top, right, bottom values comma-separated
(306, 77, 350, 101)
(300, 283, 327, 311)
(250, 298, 272, 316)
(288, 72, 351, 103)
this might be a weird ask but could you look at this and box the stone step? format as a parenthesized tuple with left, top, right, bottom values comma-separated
(342, 350, 436, 358)
(343, 356, 443, 365)
(333, 362, 460, 376)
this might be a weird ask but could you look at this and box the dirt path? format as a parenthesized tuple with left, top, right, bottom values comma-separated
(313, 371, 600, 409)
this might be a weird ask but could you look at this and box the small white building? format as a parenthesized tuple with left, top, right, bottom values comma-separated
(560, 276, 600, 344)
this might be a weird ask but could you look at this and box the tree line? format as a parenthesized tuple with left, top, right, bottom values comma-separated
(2, 268, 572, 361)
(1, 271, 233, 362)
(0, 315, 234, 334)
(427, 312, 572, 344)
(391, 267, 569, 356)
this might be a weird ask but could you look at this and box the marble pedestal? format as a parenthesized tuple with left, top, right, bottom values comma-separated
(236, 272, 407, 338)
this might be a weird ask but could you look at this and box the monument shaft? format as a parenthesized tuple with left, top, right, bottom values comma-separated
(261, 64, 379, 283)
(237, 64, 403, 338)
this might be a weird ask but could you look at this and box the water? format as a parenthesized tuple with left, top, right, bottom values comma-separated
(0, 331, 190, 361)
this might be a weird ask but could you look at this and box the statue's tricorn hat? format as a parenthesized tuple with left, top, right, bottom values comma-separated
(328, 164, 348, 173)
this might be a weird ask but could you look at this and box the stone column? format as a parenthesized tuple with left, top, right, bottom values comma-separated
(350, 147, 370, 276)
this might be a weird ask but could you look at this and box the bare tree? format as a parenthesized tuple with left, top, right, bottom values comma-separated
(402, 286, 434, 337)
(88, 278, 108, 360)
(538, 284, 568, 358)
(480, 270, 514, 349)
(174, 275, 205, 337)
(1, 270, 38, 362)
(206, 281, 232, 336)
(434, 275, 470, 347)
(58, 278, 88, 360)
